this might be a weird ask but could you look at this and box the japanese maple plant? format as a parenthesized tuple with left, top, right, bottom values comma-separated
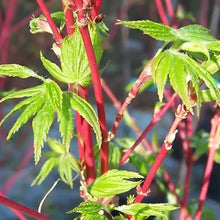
(0, 0, 220, 219)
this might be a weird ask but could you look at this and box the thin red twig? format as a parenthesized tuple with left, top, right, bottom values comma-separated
(195, 109, 220, 220)
(36, 0, 63, 44)
(134, 104, 187, 203)
(120, 93, 179, 165)
(101, 78, 153, 152)
(109, 60, 153, 141)
(165, 0, 176, 27)
(179, 114, 193, 219)
(155, 0, 169, 26)
(0, 193, 52, 220)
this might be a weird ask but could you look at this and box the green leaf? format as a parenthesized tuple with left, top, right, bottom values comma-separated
(214, 149, 220, 164)
(47, 138, 65, 154)
(115, 203, 178, 219)
(67, 201, 103, 215)
(58, 154, 80, 188)
(6, 95, 46, 141)
(58, 93, 74, 151)
(118, 20, 177, 42)
(206, 41, 220, 52)
(169, 53, 192, 112)
(0, 95, 42, 127)
(32, 157, 58, 185)
(46, 79, 63, 113)
(69, 93, 102, 148)
(0, 84, 46, 103)
(178, 25, 217, 42)
(180, 42, 210, 60)
(191, 130, 209, 157)
(152, 51, 172, 101)
(60, 25, 103, 87)
(200, 89, 219, 103)
(89, 169, 143, 197)
(205, 53, 220, 74)
(32, 99, 55, 164)
(187, 199, 216, 220)
(181, 53, 220, 105)
(185, 65, 201, 114)
(40, 52, 71, 83)
(108, 143, 121, 169)
(0, 64, 43, 80)
(129, 153, 150, 176)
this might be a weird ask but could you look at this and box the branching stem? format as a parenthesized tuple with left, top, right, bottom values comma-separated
(134, 104, 188, 203)
(195, 108, 220, 220)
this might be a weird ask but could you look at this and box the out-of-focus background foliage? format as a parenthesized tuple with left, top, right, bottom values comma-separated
(0, 0, 219, 219)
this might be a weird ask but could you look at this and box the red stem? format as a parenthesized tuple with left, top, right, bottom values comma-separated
(0, 194, 51, 220)
(63, 5, 96, 183)
(101, 78, 153, 152)
(0, 193, 27, 220)
(165, 0, 176, 27)
(91, 0, 103, 20)
(74, 2, 108, 173)
(36, 0, 63, 44)
(64, 9, 75, 35)
(75, 112, 85, 161)
(110, 60, 153, 140)
(155, 0, 169, 26)
(0, 0, 17, 49)
(135, 104, 187, 203)
(163, 170, 182, 204)
(1, 146, 33, 194)
(195, 110, 219, 220)
(11, 0, 57, 33)
(199, 0, 209, 27)
(78, 86, 96, 185)
(179, 114, 193, 219)
(120, 93, 179, 165)
(0, 192, 27, 220)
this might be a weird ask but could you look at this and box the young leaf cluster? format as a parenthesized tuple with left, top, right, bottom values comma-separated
(118, 20, 220, 113)
(0, 64, 102, 176)
(41, 24, 103, 87)
(32, 138, 80, 188)
(68, 169, 177, 219)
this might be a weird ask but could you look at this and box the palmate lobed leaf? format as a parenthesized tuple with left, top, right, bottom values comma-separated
(169, 53, 192, 111)
(115, 203, 178, 220)
(180, 42, 210, 60)
(58, 93, 74, 151)
(152, 51, 172, 101)
(205, 53, 220, 75)
(46, 79, 63, 113)
(32, 157, 59, 185)
(32, 99, 55, 164)
(178, 24, 217, 42)
(6, 95, 46, 141)
(152, 50, 220, 113)
(117, 20, 177, 42)
(0, 95, 40, 127)
(58, 154, 80, 188)
(89, 169, 143, 197)
(0, 64, 41, 79)
(47, 137, 65, 154)
(68, 201, 104, 215)
(0, 84, 46, 103)
(118, 19, 219, 45)
(40, 52, 72, 83)
(60, 25, 103, 87)
(68, 92, 102, 148)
